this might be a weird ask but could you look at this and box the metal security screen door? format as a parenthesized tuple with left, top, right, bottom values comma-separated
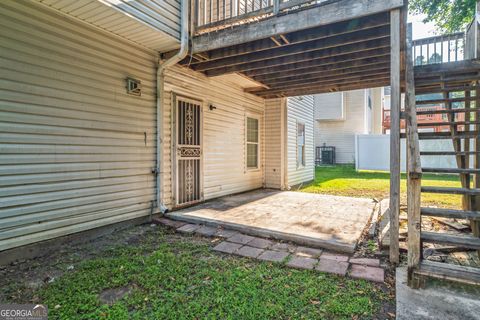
(174, 96, 203, 206)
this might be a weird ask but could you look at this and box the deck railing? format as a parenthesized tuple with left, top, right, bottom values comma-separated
(193, 0, 335, 33)
(412, 32, 465, 66)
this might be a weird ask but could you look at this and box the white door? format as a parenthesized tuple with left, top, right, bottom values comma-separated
(173, 95, 203, 206)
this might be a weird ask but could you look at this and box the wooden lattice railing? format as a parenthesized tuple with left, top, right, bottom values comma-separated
(412, 32, 465, 66)
(193, 0, 337, 33)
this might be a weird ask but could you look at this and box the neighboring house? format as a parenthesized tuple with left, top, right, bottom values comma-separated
(265, 97, 315, 190)
(383, 89, 460, 133)
(0, 0, 314, 252)
(314, 88, 384, 164)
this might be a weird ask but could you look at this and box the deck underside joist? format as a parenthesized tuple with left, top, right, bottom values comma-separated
(177, 0, 404, 98)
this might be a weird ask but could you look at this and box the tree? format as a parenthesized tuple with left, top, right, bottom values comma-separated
(428, 52, 443, 64)
(409, 0, 476, 33)
(414, 55, 426, 66)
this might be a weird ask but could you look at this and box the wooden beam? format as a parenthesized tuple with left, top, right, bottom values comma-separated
(191, 13, 389, 61)
(192, 0, 404, 53)
(254, 76, 391, 97)
(279, 34, 290, 44)
(259, 78, 391, 98)
(270, 36, 282, 46)
(247, 68, 390, 92)
(250, 54, 390, 82)
(205, 38, 390, 76)
(389, 8, 401, 265)
(256, 64, 391, 87)
(473, 87, 480, 248)
(193, 26, 390, 71)
(405, 23, 422, 288)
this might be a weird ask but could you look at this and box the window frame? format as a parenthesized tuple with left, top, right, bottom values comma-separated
(296, 121, 306, 168)
(245, 115, 260, 171)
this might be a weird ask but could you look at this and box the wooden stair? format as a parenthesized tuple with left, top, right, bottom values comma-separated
(401, 131, 479, 139)
(422, 168, 480, 174)
(421, 207, 480, 220)
(421, 186, 480, 195)
(414, 261, 480, 286)
(420, 151, 480, 156)
(403, 26, 480, 289)
(421, 232, 480, 250)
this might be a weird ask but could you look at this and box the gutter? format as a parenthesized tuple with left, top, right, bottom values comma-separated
(155, 0, 190, 213)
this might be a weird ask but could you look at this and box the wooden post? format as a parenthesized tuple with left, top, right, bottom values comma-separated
(405, 24, 422, 287)
(473, 88, 480, 255)
(273, 0, 279, 15)
(389, 8, 401, 264)
(477, 1, 480, 59)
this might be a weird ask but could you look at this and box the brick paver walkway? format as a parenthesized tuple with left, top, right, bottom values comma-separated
(154, 218, 385, 283)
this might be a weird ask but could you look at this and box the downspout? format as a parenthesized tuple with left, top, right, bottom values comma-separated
(155, 0, 190, 213)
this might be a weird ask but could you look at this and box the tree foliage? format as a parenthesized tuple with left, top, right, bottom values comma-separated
(409, 0, 477, 33)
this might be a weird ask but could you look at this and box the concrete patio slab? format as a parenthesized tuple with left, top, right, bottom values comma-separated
(168, 190, 375, 253)
(396, 267, 480, 320)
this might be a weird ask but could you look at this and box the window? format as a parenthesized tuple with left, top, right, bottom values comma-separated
(297, 122, 305, 167)
(246, 117, 259, 169)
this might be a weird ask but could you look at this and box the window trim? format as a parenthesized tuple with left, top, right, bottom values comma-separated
(245, 115, 260, 171)
(296, 120, 306, 168)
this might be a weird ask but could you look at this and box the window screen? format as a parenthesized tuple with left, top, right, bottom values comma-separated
(246, 117, 259, 169)
(297, 122, 305, 167)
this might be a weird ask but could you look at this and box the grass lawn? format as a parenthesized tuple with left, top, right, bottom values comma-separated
(301, 165, 463, 208)
(2, 227, 392, 320)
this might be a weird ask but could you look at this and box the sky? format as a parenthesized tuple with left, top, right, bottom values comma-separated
(408, 13, 438, 40)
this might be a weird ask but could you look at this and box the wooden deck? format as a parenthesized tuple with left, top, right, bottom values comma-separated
(169, 0, 405, 98)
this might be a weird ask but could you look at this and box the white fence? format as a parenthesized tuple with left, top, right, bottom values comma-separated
(355, 134, 473, 172)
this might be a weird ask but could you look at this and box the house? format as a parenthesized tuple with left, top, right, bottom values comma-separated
(314, 88, 384, 164)
(382, 89, 457, 133)
(3, 0, 477, 288)
(0, 0, 315, 252)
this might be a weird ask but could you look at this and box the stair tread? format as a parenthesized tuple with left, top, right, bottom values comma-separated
(418, 121, 480, 126)
(421, 231, 480, 249)
(421, 207, 480, 220)
(421, 186, 480, 195)
(421, 151, 480, 156)
(422, 167, 480, 174)
(414, 260, 480, 286)
(416, 108, 475, 115)
(400, 131, 479, 139)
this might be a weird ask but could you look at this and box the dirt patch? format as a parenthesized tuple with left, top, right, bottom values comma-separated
(99, 285, 135, 305)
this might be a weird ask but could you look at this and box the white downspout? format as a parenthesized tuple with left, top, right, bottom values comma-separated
(155, 0, 190, 213)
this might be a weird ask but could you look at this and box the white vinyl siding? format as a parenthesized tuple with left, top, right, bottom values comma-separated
(314, 90, 367, 164)
(33, 0, 180, 50)
(163, 66, 265, 207)
(314, 93, 344, 120)
(287, 96, 315, 187)
(264, 98, 285, 189)
(0, 1, 157, 251)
